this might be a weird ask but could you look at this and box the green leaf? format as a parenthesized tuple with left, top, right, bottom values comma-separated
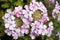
(0, 10, 4, 18)
(0, 31, 5, 37)
(53, 20, 60, 32)
(1, 3, 10, 8)
(46, 37, 54, 40)
(0, 19, 5, 37)
(9, 0, 12, 3)
(18, 37, 24, 40)
(18, 36, 31, 40)
(0, 0, 7, 2)
(14, 0, 23, 6)
(23, 36, 31, 40)
(0, 10, 5, 37)
(26, 0, 31, 4)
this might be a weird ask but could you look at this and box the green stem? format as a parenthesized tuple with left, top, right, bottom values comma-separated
(42, 36, 44, 40)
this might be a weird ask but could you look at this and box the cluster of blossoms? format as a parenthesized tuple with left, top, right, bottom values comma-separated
(30, 21, 53, 39)
(2, 9, 29, 39)
(14, 0, 49, 23)
(52, 1, 60, 21)
(2, 0, 54, 40)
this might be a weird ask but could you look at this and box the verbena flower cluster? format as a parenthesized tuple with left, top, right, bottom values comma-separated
(52, 1, 60, 21)
(30, 21, 53, 39)
(2, 0, 60, 40)
(2, 9, 29, 39)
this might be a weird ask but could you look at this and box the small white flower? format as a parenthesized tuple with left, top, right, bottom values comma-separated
(24, 5, 29, 11)
(22, 18, 30, 25)
(49, 21, 53, 26)
(5, 23, 10, 28)
(23, 10, 28, 18)
(41, 25, 47, 35)
(11, 21, 15, 24)
(11, 24, 16, 27)
(7, 9, 12, 13)
(42, 30, 47, 35)
(38, 30, 42, 34)
(43, 25, 47, 29)
(11, 16, 15, 20)
(7, 31, 12, 36)
(20, 24, 29, 34)
(4, 13, 10, 18)
(9, 26, 14, 30)
(32, 0, 36, 3)
(30, 34, 35, 39)
(47, 22, 54, 37)
(14, 29, 20, 34)
(12, 33, 18, 39)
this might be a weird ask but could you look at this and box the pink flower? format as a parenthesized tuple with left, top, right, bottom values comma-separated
(2, 9, 30, 39)
(24, 5, 29, 11)
(12, 32, 19, 39)
(28, 1, 49, 23)
(49, 0, 55, 4)
(5, 29, 12, 36)
(29, 2, 38, 11)
(30, 21, 48, 39)
(14, 6, 23, 17)
(32, 0, 36, 3)
(47, 21, 53, 37)
(58, 15, 60, 21)
(30, 34, 35, 39)
(52, 1, 60, 21)
(20, 24, 29, 34)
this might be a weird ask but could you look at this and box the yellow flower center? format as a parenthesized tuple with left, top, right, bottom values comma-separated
(32, 10, 42, 21)
(15, 17, 23, 28)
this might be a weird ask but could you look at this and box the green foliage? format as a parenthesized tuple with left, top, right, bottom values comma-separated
(18, 36, 31, 40)
(1, 3, 10, 8)
(0, 10, 5, 38)
(13, 0, 23, 6)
